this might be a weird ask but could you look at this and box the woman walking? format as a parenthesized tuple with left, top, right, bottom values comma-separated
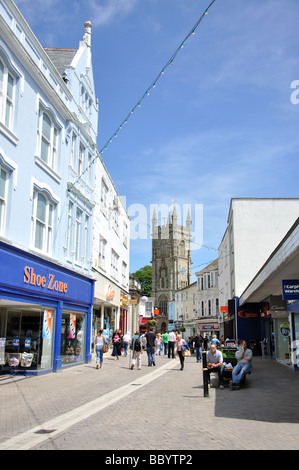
(112, 329, 121, 360)
(177, 334, 189, 371)
(95, 329, 107, 369)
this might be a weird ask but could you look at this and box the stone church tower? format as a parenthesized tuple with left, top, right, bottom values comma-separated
(151, 206, 192, 332)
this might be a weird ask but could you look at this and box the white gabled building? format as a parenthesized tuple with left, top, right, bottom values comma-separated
(92, 153, 130, 345)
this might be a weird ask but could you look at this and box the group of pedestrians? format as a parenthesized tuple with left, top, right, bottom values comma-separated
(94, 328, 130, 369)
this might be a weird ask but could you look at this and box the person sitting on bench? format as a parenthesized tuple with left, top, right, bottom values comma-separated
(231, 340, 252, 390)
(206, 344, 225, 389)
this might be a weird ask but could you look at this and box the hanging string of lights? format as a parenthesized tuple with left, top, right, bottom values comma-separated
(68, 0, 217, 192)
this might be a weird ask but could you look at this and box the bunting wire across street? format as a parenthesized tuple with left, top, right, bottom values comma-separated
(68, 0, 217, 192)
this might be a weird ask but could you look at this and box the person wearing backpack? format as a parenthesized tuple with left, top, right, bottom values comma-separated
(130, 331, 143, 370)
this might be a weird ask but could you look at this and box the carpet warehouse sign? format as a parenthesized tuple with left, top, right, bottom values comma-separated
(282, 280, 299, 301)
(24, 266, 68, 294)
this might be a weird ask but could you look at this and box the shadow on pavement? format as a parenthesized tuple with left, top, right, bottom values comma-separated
(214, 357, 299, 423)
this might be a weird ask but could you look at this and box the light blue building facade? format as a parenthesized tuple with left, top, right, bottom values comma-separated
(0, 0, 99, 373)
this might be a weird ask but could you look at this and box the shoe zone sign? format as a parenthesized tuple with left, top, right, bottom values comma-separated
(282, 280, 299, 301)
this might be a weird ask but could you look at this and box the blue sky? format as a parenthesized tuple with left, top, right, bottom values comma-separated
(15, 0, 299, 280)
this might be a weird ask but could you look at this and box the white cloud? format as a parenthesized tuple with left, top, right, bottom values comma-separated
(87, 0, 139, 27)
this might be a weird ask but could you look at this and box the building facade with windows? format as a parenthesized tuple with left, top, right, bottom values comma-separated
(0, 0, 98, 373)
(174, 281, 197, 338)
(218, 198, 299, 340)
(195, 259, 220, 340)
(92, 153, 130, 347)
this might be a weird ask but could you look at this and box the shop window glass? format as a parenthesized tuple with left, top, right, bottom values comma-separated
(3, 308, 54, 370)
(61, 312, 85, 365)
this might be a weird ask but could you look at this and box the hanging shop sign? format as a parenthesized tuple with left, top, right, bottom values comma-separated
(282, 280, 299, 301)
(280, 322, 290, 337)
(106, 284, 116, 300)
(120, 292, 129, 307)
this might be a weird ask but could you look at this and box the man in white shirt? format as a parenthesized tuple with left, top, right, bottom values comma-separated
(123, 332, 131, 357)
(168, 330, 176, 358)
(206, 344, 224, 389)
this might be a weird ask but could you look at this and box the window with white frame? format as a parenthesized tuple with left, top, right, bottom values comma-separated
(98, 235, 107, 270)
(122, 261, 127, 286)
(0, 59, 16, 131)
(83, 214, 90, 264)
(31, 190, 55, 254)
(123, 221, 128, 248)
(75, 207, 82, 262)
(86, 152, 93, 186)
(78, 142, 85, 176)
(101, 178, 108, 215)
(111, 249, 119, 281)
(38, 109, 59, 171)
(0, 166, 8, 235)
(66, 201, 73, 258)
(70, 132, 77, 169)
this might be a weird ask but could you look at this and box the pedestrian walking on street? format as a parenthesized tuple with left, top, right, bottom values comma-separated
(168, 330, 176, 358)
(155, 333, 162, 355)
(193, 332, 204, 362)
(130, 331, 143, 370)
(94, 329, 107, 369)
(162, 331, 168, 355)
(123, 331, 130, 357)
(177, 334, 189, 370)
(112, 329, 121, 360)
(145, 327, 156, 366)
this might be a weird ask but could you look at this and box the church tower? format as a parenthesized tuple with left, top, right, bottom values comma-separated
(151, 206, 192, 331)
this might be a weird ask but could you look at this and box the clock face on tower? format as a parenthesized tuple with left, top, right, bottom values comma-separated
(180, 267, 186, 275)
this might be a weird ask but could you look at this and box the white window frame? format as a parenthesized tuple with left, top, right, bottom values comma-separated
(111, 249, 119, 281)
(98, 235, 107, 270)
(75, 207, 82, 262)
(31, 189, 55, 255)
(0, 58, 16, 131)
(38, 109, 59, 171)
(66, 200, 73, 259)
(0, 166, 8, 235)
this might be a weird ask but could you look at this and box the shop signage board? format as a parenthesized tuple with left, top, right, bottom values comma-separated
(282, 280, 299, 300)
(0, 242, 93, 305)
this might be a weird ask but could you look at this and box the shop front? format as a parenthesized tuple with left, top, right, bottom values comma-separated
(92, 272, 120, 347)
(0, 241, 94, 374)
(198, 322, 219, 340)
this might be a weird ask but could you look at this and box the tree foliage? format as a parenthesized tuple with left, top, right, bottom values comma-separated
(131, 265, 152, 297)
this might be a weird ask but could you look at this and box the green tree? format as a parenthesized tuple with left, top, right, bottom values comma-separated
(131, 265, 152, 297)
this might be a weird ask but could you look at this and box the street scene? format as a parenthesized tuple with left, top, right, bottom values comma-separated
(1, 348, 299, 452)
(0, 0, 299, 456)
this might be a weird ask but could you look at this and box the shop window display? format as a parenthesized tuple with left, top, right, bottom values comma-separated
(0, 307, 54, 371)
(61, 312, 85, 364)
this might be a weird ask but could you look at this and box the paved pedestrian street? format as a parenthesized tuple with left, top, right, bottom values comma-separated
(1, 353, 299, 452)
